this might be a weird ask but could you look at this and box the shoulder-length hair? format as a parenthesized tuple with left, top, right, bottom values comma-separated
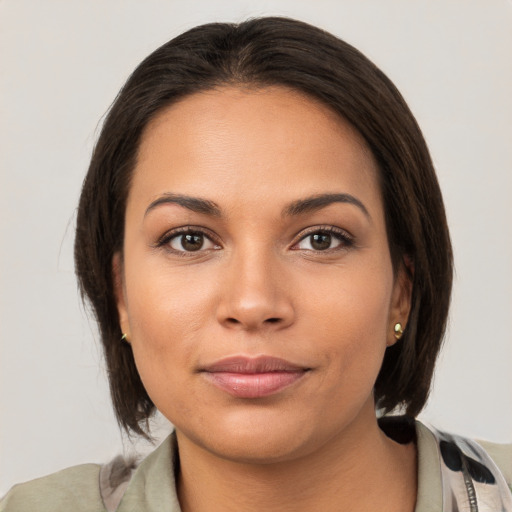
(75, 17, 453, 437)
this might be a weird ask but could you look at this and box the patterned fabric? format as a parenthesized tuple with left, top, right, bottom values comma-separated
(98, 423, 512, 512)
(99, 455, 138, 512)
(431, 427, 512, 512)
(2, 421, 509, 511)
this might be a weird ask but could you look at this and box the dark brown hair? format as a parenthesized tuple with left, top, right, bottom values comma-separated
(75, 17, 453, 437)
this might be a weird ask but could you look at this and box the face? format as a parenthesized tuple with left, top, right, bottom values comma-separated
(115, 86, 410, 463)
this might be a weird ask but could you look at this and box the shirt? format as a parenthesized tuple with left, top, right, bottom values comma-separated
(1, 421, 511, 511)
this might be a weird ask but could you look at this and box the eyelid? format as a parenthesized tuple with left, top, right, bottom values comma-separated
(155, 226, 222, 252)
(291, 225, 354, 250)
(154, 224, 353, 254)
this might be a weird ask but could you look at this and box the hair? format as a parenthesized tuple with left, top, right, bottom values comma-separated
(75, 16, 453, 437)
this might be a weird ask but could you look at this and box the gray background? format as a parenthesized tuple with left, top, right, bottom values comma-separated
(1, 0, 511, 494)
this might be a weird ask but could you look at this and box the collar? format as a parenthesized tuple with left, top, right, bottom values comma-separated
(110, 421, 511, 512)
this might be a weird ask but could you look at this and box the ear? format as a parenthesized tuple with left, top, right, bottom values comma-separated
(112, 252, 131, 342)
(387, 256, 413, 347)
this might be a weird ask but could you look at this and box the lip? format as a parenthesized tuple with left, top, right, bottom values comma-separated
(200, 356, 310, 398)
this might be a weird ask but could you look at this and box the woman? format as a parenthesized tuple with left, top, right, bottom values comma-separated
(2, 16, 511, 512)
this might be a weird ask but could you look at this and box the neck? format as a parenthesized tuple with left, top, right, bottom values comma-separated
(176, 410, 417, 512)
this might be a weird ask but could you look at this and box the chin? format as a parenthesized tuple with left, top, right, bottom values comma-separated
(176, 408, 333, 465)
(207, 432, 314, 465)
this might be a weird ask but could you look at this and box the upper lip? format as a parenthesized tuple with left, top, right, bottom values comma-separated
(200, 355, 309, 374)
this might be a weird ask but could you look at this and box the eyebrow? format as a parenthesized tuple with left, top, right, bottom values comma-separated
(145, 193, 222, 217)
(145, 192, 370, 219)
(283, 193, 370, 219)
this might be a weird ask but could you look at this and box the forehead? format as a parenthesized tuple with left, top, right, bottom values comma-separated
(131, 86, 380, 214)
(139, 85, 372, 163)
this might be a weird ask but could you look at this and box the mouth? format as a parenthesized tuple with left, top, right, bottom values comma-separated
(200, 355, 310, 399)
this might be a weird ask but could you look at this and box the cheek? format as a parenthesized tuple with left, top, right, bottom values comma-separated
(123, 258, 217, 392)
(127, 289, 206, 425)
(307, 258, 392, 332)
(304, 262, 393, 380)
(127, 253, 215, 335)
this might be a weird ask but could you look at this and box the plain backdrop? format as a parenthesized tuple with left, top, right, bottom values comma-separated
(1, 0, 511, 494)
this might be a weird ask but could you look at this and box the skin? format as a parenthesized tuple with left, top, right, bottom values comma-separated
(114, 86, 416, 511)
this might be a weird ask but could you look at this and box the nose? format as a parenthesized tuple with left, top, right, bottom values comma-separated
(215, 247, 295, 332)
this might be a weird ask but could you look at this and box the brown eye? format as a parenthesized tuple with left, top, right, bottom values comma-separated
(181, 233, 203, 251)
(310, 233, 332, 250)
(295, 228, 353, 252)
(168, 231, 217, 252)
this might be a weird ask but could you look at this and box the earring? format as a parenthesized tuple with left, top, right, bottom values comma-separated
(394, 323, 403, 340)
(121, 333, 129, 343)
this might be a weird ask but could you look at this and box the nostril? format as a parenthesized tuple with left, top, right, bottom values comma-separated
(225, 317, 281, 325)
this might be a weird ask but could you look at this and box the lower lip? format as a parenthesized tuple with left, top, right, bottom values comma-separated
(203, 371, 306, 398)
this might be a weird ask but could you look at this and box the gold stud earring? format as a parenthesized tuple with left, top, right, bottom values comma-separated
(394, 323, 403, 340)
(121, 333, 129, 343)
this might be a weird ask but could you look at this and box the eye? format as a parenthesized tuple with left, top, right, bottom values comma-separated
(294, 228, 353, 251)
(164, 230, 220, 253)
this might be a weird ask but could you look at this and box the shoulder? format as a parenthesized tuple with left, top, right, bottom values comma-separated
(415, 420, 512, 483)
(477, 440, 512, 489)
(416, 419, 512, 509)
(0, 434, 177, 512)
(0, 463, 107, 512)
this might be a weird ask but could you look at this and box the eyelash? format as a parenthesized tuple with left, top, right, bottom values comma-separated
(155, 225, 354, 256)
(293, 226, 355, 252)
(155, 226, 221, 256)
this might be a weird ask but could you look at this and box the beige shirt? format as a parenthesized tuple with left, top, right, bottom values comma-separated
(2, 422, 511, 512)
